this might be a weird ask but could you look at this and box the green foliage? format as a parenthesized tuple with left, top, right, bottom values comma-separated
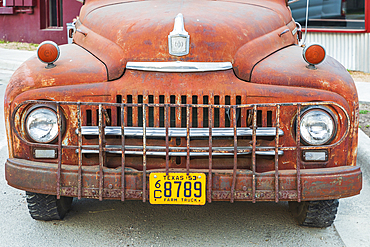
(359, 110, 369, 114)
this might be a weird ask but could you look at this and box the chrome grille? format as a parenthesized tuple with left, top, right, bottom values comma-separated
(11, 99, 350, 203)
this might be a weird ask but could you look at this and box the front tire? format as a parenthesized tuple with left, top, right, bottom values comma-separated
(26, 192, 73, 221)
(289, 199, 339, 228)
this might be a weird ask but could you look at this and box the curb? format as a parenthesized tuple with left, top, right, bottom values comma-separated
(357, 129, 370, 178)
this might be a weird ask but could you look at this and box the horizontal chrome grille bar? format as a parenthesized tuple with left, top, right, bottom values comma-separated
(76, 127, 284, 137)
(77, 145, 284, 156)
(126, 61, 233, 72)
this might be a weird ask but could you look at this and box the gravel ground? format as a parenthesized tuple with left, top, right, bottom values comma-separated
(0, 41, 38, 51)
(359, 104, 370, 137)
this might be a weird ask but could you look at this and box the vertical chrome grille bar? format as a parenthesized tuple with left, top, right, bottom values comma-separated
(210, 93, 214, 127)
(132, 94, 138, 127)
(230, 95, 236, 127)
(252, 105, 257, 203)
(56, 103, 62, 199)
(91, 105, 97, 126)
(274, 105, 280, 203)
(296, 104, 302, 202)
(142, 104, 147, 202)
(186, 105, 190, 175)
(144, 93, 149, 127)
(123, 96, 127, 126)
(165, 105, 169, 175)
(240, 96, 247, 127)
(121, 103, 126, 201)
(176, 95, 181, 127)
(208, 106, 213, 203)
(98, 104, 104, 201)
(154, 94, 160, 127)
(220, 95, 225, 127)
(198, 94, 203, 128)
(230, 106, 238, 203)
(188, 95, 192, 127)
(77, 103, 82, 199)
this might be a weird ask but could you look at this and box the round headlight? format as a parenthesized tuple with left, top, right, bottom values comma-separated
(26, 107, 59, 143)
(300, 108, 335, 145)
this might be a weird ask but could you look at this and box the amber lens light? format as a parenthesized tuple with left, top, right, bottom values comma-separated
(37, 41, 60, 64)
(303, 44, 326, 65)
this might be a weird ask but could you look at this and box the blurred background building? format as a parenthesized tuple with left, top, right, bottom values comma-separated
(0, 0, 81, 44)
(0, 0, 369, 72)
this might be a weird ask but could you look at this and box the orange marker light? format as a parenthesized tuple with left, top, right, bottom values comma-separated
(302, 44, 326, 66)
(37, 41, 60, 68)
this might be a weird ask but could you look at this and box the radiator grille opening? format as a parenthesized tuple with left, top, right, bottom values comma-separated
(83, 94, 275, 129)
(225, 95, 230, 127)
(203, 95, 209, 127)
(214, 96, 220, 127)
(181, 95, 186, 128)
(257, 110, 262, 127)
(192, 96, 198, 128)
(86, 109, 92, 126)
(127, 95, 133, 127)
(138, 95, 143, 127)
(267, 110, 272, 127)
(170, 95, 176, 127)
(116, 95, 122, 126)
(159, 95, 165, 127)
(236, 96, 241, 127)
(106, 109, 112, 126)
(149, 95, 154, 127)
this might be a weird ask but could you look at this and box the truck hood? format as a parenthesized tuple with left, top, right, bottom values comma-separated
(74, 0, 296, 80)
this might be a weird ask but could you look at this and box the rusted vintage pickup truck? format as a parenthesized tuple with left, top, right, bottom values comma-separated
(5, 0, 362, 227)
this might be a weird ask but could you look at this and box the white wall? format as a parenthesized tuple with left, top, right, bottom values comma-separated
(306, 32, 370, 73)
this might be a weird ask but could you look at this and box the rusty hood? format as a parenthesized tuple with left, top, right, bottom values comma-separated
(74, 0, 296, 80)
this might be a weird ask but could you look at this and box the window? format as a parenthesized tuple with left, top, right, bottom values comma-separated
(290, 0, 366, 31)
(40, 0, 63, 28)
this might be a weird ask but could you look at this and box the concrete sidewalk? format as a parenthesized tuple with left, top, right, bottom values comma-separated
(0, 47, 35, 71)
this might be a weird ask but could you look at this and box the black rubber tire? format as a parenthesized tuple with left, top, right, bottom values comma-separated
(26, 192, 73, 221)
(289, 199, 339, 228)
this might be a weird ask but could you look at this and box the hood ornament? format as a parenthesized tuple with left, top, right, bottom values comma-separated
(168, 13, 189, 56)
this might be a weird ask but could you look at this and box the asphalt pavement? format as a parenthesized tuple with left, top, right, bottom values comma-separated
(0, 47, 370, 246)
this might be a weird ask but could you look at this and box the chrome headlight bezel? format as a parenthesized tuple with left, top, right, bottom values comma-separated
(299, 106, 337, 146)
(24, 105, 64, 144)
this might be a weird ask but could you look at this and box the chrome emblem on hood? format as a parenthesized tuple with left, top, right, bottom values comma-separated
(168, 13, 189, 56)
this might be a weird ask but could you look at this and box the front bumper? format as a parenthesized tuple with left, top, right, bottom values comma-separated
(6, 158, 362, 202)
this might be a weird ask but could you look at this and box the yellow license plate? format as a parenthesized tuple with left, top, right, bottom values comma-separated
(149, 173, 206, 205)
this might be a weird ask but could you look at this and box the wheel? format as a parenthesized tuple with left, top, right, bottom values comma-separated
(289, 199, 339, 228)
(26, 192, 73, 221)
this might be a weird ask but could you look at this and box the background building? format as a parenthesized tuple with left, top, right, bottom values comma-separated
(0, 0, 82, 44)
(0, 0, 369, 73)
(291, 0, 370, 73)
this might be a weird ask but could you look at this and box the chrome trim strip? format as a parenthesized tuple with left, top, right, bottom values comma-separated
(126, 61, 233, 72)
(78, 145, 284, 156)
(77, 126, 284, 137)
